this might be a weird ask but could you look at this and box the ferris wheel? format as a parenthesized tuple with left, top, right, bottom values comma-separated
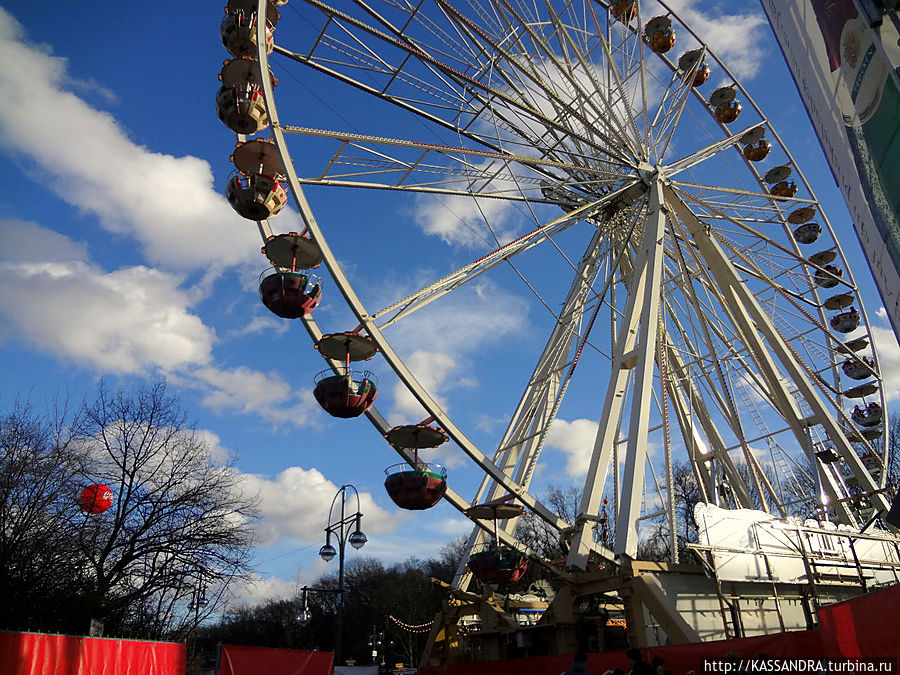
(216, 0, 893, 582)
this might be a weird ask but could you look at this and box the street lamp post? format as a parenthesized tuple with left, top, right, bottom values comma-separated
(319, 484, 367, 666)
(187, 579, 209, 634)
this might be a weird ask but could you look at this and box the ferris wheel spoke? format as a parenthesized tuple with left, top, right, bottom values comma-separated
(663, 244, 778, 499)
(505, 0, 644, 161)
(437, 0, 638, 165)
(291, 3, 552, 148)
(282, 125, 622, 197)
(544, 0, 647, 161)
(664, 123, 765, 178)
(646, 67, 700, 164)
(488, 209, 645, 501)
(373, 190, 623, 328)
(669, 180, 816, 211)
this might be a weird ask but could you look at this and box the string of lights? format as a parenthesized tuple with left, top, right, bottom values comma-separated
(389, 615, 434, 633)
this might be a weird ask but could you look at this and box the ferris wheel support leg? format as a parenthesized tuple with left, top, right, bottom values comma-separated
(568, 176, 669, 566)
(665, 186, 892, 524)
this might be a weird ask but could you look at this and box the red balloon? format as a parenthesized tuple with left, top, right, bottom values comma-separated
(78, 483, 114, 514)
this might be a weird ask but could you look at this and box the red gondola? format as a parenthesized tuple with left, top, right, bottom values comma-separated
(383, 422, 449, 511)
(467, 545, 529, 584)
(463, 497, 529, 584)
(258, 269, 322, 318)
(313, 370, 378, 418)
(384, 463, 447, 510)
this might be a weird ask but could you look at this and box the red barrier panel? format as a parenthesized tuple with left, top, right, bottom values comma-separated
(220, 644, 333, 675)
(0, 631, 185, 675)
(817, 583, 900, 657)
(643, 629, 824, 671)
(424, 584, 900, 675)
(421, 632, 823, 675)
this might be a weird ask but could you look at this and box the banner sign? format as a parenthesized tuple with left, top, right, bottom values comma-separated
(760, 0, 900, 342)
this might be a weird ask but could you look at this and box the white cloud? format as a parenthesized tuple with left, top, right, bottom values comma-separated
(658, 0, 768, 80)
(0, 220, 316, 427)
(0, 260, 212, 372)
(196, 429, 232, 466)
(226, 315, 290, 339)
(434, 516, 473, 537)
(390, 350, 457, 420)
(190, 366, 315, 427)
(546, 418, 600, 477)
(0, 218, 89, 263)
(242, 466, 408, 547)
(413, 192, 523, 249)
(226, 573, 298, 607)
(0, 8, 258, 271)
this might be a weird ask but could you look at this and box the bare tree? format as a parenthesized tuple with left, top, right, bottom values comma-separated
(0, 400, 89, 630)
(72, 380, 259, 638)
(515, 485, 613, 559)
(0, 381, 258, 638)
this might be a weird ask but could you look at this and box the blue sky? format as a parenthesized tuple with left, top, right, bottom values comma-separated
(1, 1, 898, 606)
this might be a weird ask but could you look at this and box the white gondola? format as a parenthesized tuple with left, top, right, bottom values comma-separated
(842, 356, 874, 380)
(851, 403, 882, 427)
(814, 264, 843, 287)
(794, 222, 822, 244)
(830, 308, 860, 333)
(216, 84, 268, 135)
(220, 11, 274, 58)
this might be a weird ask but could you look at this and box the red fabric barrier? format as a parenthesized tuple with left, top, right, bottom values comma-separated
(817, 583, 900, 657)
(424, 584, 900, 675)
(0, 631, 185, 675)
(220, 643, 333, 675)
(421, 633, 823, 675)
(643, 629, 824, 671)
